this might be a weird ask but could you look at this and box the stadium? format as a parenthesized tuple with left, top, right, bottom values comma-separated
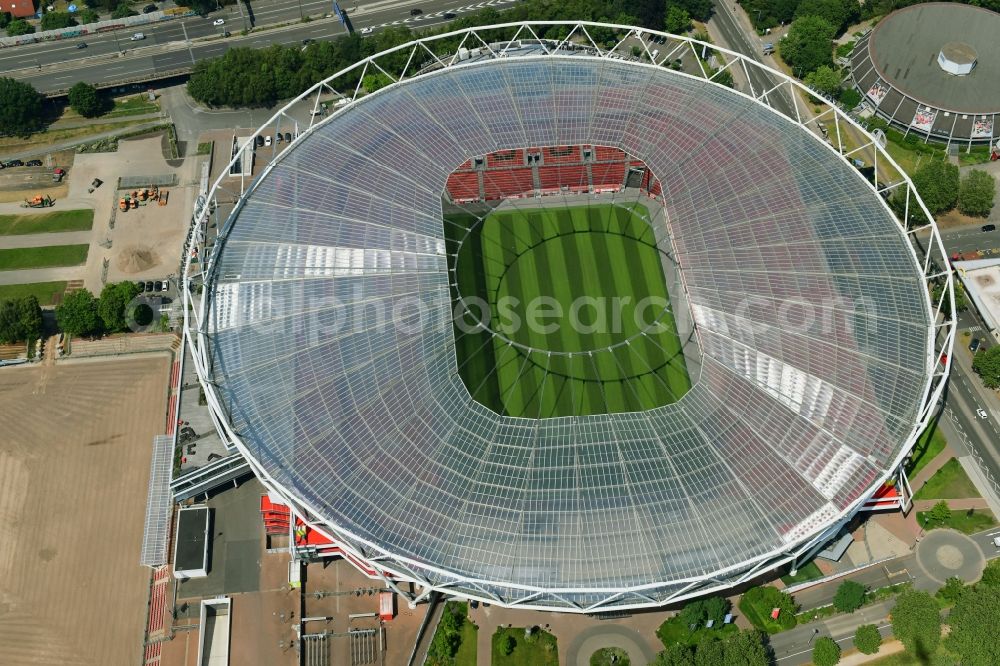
(183, 22, 955, 612)
(850, 3, 1000, 145)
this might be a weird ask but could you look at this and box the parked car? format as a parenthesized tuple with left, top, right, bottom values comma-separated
(275, 133, 283, 144)
(76, 42, 87, 49)
(26, 159, 42, 166)
(136, 281, 146, 293)
(130, 32, 145, 41)
(255, 135, 264, 147)
(142, 3, 157, 12)
(969, 338, 982, 354)
(983, 224, 997, 233)
(160, 280, 169, 292)
(264, 135, 272, 147)
(283, 132, 292, 142)
(154, 280, 163, 292)
(145, 281, 154, 292)
(5, 160, 23, 167)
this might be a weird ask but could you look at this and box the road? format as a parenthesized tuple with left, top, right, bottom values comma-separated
(5, 0, 520, 93)
(710, 0, 794, 119)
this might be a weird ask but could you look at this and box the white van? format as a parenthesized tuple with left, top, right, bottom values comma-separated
(130, 32, 145, 41)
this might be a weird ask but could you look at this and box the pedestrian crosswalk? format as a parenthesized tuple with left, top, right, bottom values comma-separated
(967, 325, 983, 333)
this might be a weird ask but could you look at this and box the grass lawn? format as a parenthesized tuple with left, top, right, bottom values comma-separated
(656, 615, 738, 648)
(914, 458, 980, 500)
(454, 612, 477, 666)
(0, 121, 145, 152)
(780, 560, 824, 586)
(917, 507, 997, 535)
(590, 647, 630, 665)
(0, 281, 67, 305)
(738, 597, 784, 634)
(0, 210, 94, 236)
(446, 202, 689, 418)
(0, 245, 89, 272)
(491, 627, 558, 666)
(906, 425, 947, 479)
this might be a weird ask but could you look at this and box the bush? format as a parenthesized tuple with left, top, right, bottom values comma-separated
(812, 636, 841, 666)
(0, 296, 43, 343)
(833, 580, 866, 613)
(78, 8, 100, 23)
(982, 558, 1000, 588)
(0, 11, 10, 29)
(40, 11, 78, 30)
(853, 624, 881, 654)
(111, 3, 138, 18)
(5, 18, 34, 36)
(958, 170, 996, 217)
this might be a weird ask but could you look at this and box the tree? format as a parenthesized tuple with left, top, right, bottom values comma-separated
(947, 584, 1000, 666)
(0, 77, 44, 137)
(17, 296, 42, 342)
(958, 170, 996, 217)
(912, 158, 960, 214)
(812, 636, 841, 666)
(55, 289, 100, 337)
(853, 624, 882, 655)
(78, 8, 101, 23)
(890, 589, 941, 657)
(665, 5, 691, 33)
(722, 629, 769, 666)
(98, 281, 141, 332)
(833, 580, 866, 613)
(693, 640, 724, 666)
(779, 15, 836, 75)
(501, 633, 516, 656)
(804, 65, 841, 98)
(654, 643, 696, 666)
(794, 0, 858, 35)
(0, 11, 11, 29)
(937, 576, 967, 605)
(68, 81, 104, 118)
(666, 0, 712, 22)
(111, 3, 138, 18)
(839, 87, 862, 109)
(972, 346, 1000, 389)
(40, 11, 78, 30)
(0, 300, 21, 344)
(5, 19, 35, 36)
(927, 500, 952, 527)
(981, 558, 1000, 588)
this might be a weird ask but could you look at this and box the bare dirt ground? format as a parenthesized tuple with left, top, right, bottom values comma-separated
(0, 354, 170, 665)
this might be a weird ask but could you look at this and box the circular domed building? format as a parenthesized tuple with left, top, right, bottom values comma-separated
(850, 3, 1000, 144)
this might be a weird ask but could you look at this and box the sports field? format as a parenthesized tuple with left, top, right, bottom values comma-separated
(446, 202, 690, 418)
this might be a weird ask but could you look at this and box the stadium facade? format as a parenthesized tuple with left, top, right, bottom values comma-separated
(849, 3, 1000, 145)
(183, 22, 955, 612)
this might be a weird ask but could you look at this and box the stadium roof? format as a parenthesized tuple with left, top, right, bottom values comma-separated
(189, 23, 953, 611)
(851, 3, 1000, 142)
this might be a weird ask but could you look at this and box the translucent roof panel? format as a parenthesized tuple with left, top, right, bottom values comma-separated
(206, 56, 932, 596)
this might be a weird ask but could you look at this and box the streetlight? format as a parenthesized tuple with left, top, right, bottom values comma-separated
(808, 628, 819, 644)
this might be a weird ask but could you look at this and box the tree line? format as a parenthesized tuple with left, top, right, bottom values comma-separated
(186, 0, 664, 108)
(55, 281, 148, 338)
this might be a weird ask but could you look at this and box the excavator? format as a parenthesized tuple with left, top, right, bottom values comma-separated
(21, 194, 54, 208)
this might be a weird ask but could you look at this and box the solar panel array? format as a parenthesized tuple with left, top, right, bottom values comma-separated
(205, 56, 931, 606)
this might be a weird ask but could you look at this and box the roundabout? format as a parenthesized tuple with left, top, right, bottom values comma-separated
(915, 528, 986, 584)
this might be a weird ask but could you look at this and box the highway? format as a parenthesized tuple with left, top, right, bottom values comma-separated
(4, 0, 520, 93)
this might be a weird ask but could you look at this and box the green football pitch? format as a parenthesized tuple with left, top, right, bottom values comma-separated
(446, 202, 691, 419)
